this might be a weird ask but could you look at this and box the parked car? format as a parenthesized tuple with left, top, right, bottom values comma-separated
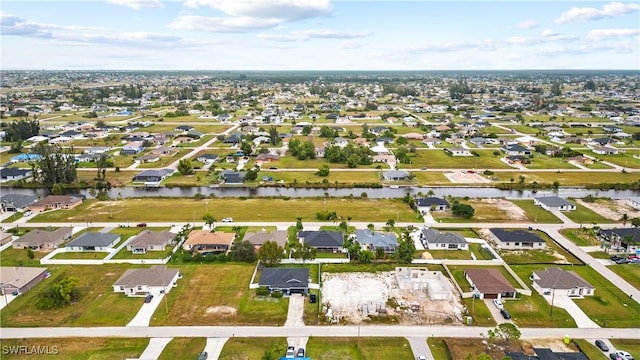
(296, 348, 305, 357)
(137, 223, 147, 227)
(417, 356, 426, 360)
(197, 351, 208, 360)
(285, 346, 295, 358)
(611, 354, 625, 360)
(492, 299, 504, 309)
(144, 294, 154, 303)
(500, 309, 511, 319)
(614, 351, 634, 360)
(222, 217, 233, 223)
(595, 339, 609, 352)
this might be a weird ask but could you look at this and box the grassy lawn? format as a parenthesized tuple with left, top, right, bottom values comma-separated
(112, 245, 173, 259)
(427, 338, 449, 360)
(305, 337, 414, 360)
(411, 171, 454, 185)
(0, 338, 149, 360)
(219, 337, 288, 360)
(584, 150, 640, 169)
(0, 247, 47, 266)
(607, 264, 640, 292)
(489, 171, 640, 187)
(460, 297, 496, 327)
(510, 199, 563, 224)
(574, 339, 608, 360)
(611, 339, 640, 359)
(1, 265, 141, 327)
(524, 155, 579, 170)
(562, 203, 618, 224)
(431, 199, 526, 223)
(258, 170, 383, 185)
(158, 338, 206, 360)
(511, 264, 639, 328)
(408, 149, 511, 169)
(76, 169, 137, 187)
(31, 198, 419, 223)
(499, 230, 582, 265)
(136, 150, 190, 168)
(151, 264, 289, 326)
(469, 243, 496, 260)
(51, 251, 109, 260)
(559, 228, 601, 246)
(422, 249, 473, 260)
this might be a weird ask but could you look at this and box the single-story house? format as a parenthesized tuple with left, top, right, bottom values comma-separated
(531, 267, 595, 297)
(113, 266, 181, 297)
(255, 154, 280, 166)
(197, 154, 219, 164)
(0, 194, 38, 212)
(0, 231, 12, 246)
(151, 146, 178, 156)
(381, 170, 411, 181)
(533, 196, 576, 212)
(598, 228, 640, 253)
(259, 267, 310, 295)
(421, 228, 468, 250)
(85, 146, 111, 155)
(354, 229, 398, 253)
(28, 195, 83, 213)
(175, 125, 194, 132)
(65, 232, 120, 251)
(591, 146, 619, 155)
(0, 168, 33, 182)
(244, 230, 288, 250)
(12, 227, 73, 251)
(415, 197, 450, 213)
(127, 230, 174, 254)
(464, 268, 516, 300)
(138, 154, 160, 163)
(132, 169, 175, 186)
(489, 228, 547, 250)
(444, 148, 473, 157)
(502, 143, 532, 156)
(626, 198, 640, 210)
(0, 267, 49, 295)
(505, 155, 531, 165)
(121, 142, 144, 155)
(220, 170, 246, 184)
(298, 230, 344, 252)
(183, 230, 235, 254)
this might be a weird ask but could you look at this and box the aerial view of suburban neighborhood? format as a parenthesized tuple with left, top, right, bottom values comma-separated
(0, 1, 639, 360)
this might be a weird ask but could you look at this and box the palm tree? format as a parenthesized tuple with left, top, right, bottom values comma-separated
(620, 213, 629, 227)
(203, 213, 216, 232)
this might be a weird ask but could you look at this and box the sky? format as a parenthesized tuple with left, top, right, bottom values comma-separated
(1, 0, 639, 70)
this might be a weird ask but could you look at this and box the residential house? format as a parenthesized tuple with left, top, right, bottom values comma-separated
(505, 155, 531, 165)
(591, 146, 618, 155)
(138, 154, 160, 163)
(598, 228, 640, 253)
(127, 230, 174, 254)
(197, 154, 219, 164)
(489, 228, 547, 250)
(220, 170, 246, 184)
(531, 267, 594, 297)
(0, 267, 49, 295)
(151, 146, 178, 156)
(444, 148, 473, 156)
(183, 230, 235, 254)
(464, 268, 516, 300)
(354, 229, 398, 253)
(627, 198, 640, 210)
(0, 168, 32, 182)
(65, 232, 120, 251)
(28, 195, 83, 213)
(132, 169, 175, 186)
(121, 142, 144, 155)
(259, 267, 309, 295)
(113, 266, 181, 297)
(381, 170, 411, 181)
(502, 143, 532, 156)
(12, 228, 73, 250)
(244, 230, 288, 250)
(415, 197, 450, 213)
(255, 154, 280, 166)
(421, 228, 468, 250)
(0, 231, 12, 246)
(175, 125, 194, 133)
(0, 194, 38, 212)
(534, 196, 576, 212)
(298, 230, 344, 252)
(224, 134, 241, 144)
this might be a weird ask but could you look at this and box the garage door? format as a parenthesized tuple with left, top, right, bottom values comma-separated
(289, 288, 305, 294)
(484, 293, 498, 299)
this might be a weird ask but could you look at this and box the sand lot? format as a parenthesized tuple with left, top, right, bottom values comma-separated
(321, 271, 464, 325)
(576, 199, 640, 220)
(444, 170, 492, 184)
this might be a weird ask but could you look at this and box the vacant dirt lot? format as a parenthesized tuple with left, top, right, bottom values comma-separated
(321, 272, 464, 325)
(576, 199, 640, 220)
(480, 198, 528, 221)
(444, 171, 492, 184)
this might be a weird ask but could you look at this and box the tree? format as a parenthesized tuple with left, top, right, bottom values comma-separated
(96, 153, 109, 181)
(257, 240, 284, 266)
(292, 242, 316, 263)
(203, 213, 216, 232)
(452, 201, 475, 219)
(32, 143, 77, 190)
(395, 234, 415, 264)
(26, 247, 35, 260)
(296, 217, 304, 231)
(316, 164, 330, 177)
(268, 125, 279, 145)
(35, 276, 80, 310)
(631, 217, 640, 228)
(358, 250, 373, 263)
(550, 82, 562, 96)
(386, 219, 395, 230)
(245, 168, 259, 181)
(495, 322, 521, 350)
(177, 159, 194, 175)
(620, 213, 629, 226)
(230, 240, 257, 262)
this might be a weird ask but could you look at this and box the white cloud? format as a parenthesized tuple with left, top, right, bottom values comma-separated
(1, 13, 100, 38)
(587, 28, 640, 41)
(181, 0, 333, 22)
(338, 41, 364, 49)
(105, 0, 164, 10)
(540, 29, 557, 37)
(258, 29, 370, 42)
(516, 19, 538, 29)
(555, 1, 640, 24)
(406, 39, 498, 54)
(169, 15, 280, 32)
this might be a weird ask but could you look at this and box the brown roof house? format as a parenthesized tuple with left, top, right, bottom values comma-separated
(0, 267, 49, 295)
(127, 230, 174, 254)
(12, 227, 73, 251)
(244, 230, 288, 250)
(531, 267, 594, 297)
(183, 230, 235, 254)
(113, 266, 181, 297)
(28, 195, 83, 213)
(464, 268, 516, 300)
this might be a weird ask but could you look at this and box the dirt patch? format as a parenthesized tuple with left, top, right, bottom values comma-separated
(321, 271, 464, 325)
(206, 306, 237, 316)
(480, 198, 528, 221)
(576, 199, 640, 220)
(444, 171, 492, 184)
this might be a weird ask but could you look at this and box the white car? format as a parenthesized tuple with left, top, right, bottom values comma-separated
(615, 351, 634, 360)
(492, 299, 504, 309)
(222, 217, 233, 223)
(417, 356, 426, 360)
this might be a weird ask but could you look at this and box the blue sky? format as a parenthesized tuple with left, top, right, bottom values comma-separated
(1, 0, 639, 70)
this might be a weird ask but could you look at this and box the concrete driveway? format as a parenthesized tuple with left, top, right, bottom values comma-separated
(203, 337, 229, 360)
(132, 337, 172, 360)
(284, 294, 305, 327)
(543, 294, 599, 328)
(407, 336, 433, 360)
(127, 294, 164, 327)
(484, 299, 511, 325)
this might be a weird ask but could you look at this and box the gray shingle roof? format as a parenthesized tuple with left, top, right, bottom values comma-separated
(67, 232, 120, 247)
(298, 230, 343, 248)
(0, 194, 38, 209)
(533, 267, 593, 290)
(490, 228, 545, 243)
(355, 229, 398, 249)
(415, 197, 450, 207)
(422, 228, 467, 244)
(114, 266, 179, 287)
(534, 196, 574, 207)
(259, 268, 309, 289)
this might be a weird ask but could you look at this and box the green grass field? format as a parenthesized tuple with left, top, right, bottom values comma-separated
(559, 228, 601, 246)
(305, 337, 414, 360)
(0, 247, 47, 266)
(219, 338, 288, 360)
(608, 264, 640, 292)
(611, 339, 640, 359)
(430, 198, 529, 223)
(510, 199, 563, 223)
(0, 338, 149, 360)
(157, 338, 206, 360)
(407, 149, 511, 169)
(489, 171, 640, 186)
(562, 203, 619, 224)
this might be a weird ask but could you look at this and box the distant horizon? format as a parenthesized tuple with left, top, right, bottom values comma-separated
(2, 68, 639, 72)
(2, 1, 639, 70)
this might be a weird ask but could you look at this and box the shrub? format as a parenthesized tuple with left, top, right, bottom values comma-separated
(256, 286, 269, 296)
(270, 291, 284, 299)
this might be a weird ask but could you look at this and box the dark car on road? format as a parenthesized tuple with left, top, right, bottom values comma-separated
(595, 339, 609, 352)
